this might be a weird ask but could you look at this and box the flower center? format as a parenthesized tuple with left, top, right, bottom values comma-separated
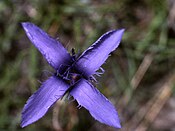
(56, 48, 82, 85)
(56, 65, 82, 85)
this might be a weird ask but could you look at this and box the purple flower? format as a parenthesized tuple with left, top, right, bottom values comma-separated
(21, 22, 124, 128)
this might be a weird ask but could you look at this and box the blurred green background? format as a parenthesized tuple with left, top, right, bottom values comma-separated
(0, 0, 175, 131)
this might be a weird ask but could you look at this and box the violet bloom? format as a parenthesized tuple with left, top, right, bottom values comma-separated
(21, 22, 124, 128)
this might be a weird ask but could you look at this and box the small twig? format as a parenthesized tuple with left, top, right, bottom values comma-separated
(52, 101, 63, 131)
(131, 53, 153, 89)
(118, 53, 154, 112)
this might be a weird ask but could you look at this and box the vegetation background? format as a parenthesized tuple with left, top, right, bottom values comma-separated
(0, 0, 175, 131)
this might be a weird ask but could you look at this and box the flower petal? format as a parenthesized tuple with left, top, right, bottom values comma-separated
(70, 79, 121, 128)
(21, 76, 69, 128)
(22, 22, 71, 69)
(75, 29, 124, 77)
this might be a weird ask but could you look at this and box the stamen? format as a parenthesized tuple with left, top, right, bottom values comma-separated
(90, 75, 97, 82)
